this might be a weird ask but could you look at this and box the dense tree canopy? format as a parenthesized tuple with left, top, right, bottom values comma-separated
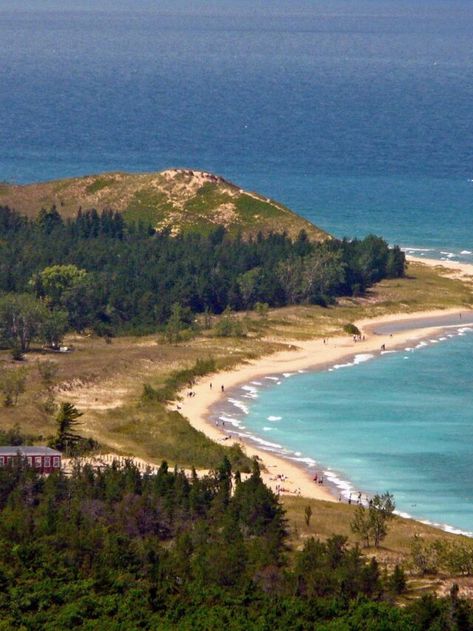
(0, 459, 468, 629)
(0, 206, 405, 340)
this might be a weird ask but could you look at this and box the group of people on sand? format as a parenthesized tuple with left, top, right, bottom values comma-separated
(184, 382, 226, 399)
(268, 472, 301, 496)
(312, 472, 324, 485)
(353, 335, 366, 342)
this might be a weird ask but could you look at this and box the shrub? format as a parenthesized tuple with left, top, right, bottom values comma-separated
(343, 323, 361, 336)
(214, 308, 247, 338)
(141, 357, 217, 404)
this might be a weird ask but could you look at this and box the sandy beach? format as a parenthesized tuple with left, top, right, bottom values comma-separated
(168, 255, 472, 503)
(407, 255, 473, 281)
(173, 255, 473, 503)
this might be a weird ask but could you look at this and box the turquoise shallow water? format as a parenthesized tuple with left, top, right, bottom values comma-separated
(216, 326, 473, 535)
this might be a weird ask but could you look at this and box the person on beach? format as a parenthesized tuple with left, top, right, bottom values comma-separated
(221, 385, 225, 392)
(210, 383, 212, 389)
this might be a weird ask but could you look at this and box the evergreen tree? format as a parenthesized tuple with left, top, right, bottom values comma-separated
(52, 402, 83, 452)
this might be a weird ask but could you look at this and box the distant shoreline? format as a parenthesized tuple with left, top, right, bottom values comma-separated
(174, 256, 473, 504)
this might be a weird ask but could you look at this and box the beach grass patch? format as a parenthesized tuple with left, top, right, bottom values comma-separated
(124, 190, 173, 226)
(85, 176, 115, 194)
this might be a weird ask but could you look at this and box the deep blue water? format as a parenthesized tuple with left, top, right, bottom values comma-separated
(1, 2, 473, 257)
(219, 327, 473, 534)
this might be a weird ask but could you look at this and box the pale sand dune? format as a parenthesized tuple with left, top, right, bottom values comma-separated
(174, 258, 472, 502)
(407, 255, 473, 280)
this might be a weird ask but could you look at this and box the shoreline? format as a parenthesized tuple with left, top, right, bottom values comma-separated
(406, 255, 473, 280)
(174, 303, 472, 504)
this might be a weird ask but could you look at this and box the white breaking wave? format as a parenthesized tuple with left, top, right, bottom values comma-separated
(219, 415, 241, 428)
(402, 247, 433, 252)
(290, 456, 317, 467)
(353, 353, 375, 364)
(267, 415, 282, 421)
(241, 384, 258, 399)
(332, 353, 374, 370)
(228, 398, 249, 414)
(249, 436, 283, 449)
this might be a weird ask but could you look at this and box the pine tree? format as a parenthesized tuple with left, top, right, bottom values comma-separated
(52, 402, 83, 453)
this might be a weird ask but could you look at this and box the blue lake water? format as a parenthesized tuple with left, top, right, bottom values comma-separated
(2, 2, 473, 531)
(216, 327, 473, 534)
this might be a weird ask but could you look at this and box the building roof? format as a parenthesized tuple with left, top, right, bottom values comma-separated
(0, 446, 61, 457)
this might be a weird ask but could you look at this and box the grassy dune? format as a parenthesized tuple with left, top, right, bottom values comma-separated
(0, 169, 328, 240)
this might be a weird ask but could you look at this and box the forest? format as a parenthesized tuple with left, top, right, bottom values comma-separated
(0, 457, 470, 630)
(0, 205, 405, 346)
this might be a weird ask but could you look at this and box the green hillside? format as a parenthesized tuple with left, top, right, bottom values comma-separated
(0, 169, 328, 240)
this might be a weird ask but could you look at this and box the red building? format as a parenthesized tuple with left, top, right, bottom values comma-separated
(0, 447, 61, 474)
